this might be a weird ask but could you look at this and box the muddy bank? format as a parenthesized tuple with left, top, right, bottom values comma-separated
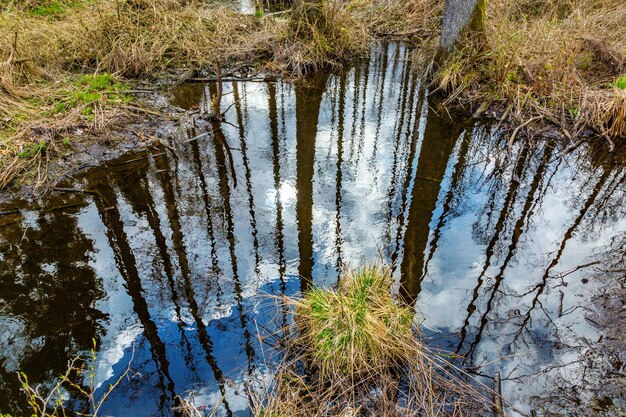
(0, 87, 180, 204)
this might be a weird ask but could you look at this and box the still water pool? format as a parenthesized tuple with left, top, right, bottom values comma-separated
(1, 43, 624, 416)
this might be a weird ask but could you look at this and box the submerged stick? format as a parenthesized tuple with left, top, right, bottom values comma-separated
(53, 187, 111, 207)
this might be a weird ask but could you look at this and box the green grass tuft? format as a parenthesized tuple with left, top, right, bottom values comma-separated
(17, 142, 46, 159)
(295, 262, 415, 378)
(29, 1, 81, 18)
(256, 261, 494, 417)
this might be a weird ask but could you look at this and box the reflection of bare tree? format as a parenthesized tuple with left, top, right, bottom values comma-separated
(348, 65, 361, 162)
(354, 59, 370, 165)
(390, 88, 425, 271)
(116, 159, 198, 379)
(0, 201, 103, 413)
(152, 142, 238, 416)
(211, 125, 256, 381)
(334, 73, 347, 274)
(421, 128, 472, 280)
(383, 50, 415, 255)
(269, 83, 288, 327)
(455, 143, 531, 355)
(233, 83, 261, 278)
(464, 144, 553, 358)
(190, 135, 223, 287)
(574, 168, 626, 241)
(369, 44, 389, 167)
(90, 179, 178, 414)
(295, 74, 328, 291)
(399, 95, 464, 306)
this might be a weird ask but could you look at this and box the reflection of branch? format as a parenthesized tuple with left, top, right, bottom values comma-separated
(555, 260, 602, 279)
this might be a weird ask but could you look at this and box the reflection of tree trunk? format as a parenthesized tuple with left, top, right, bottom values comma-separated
(455, 143, 530, 354)
(211, 123, 256, 377)
(269, 83, 287, 292)
(117, 164, 197, 373)
(233, 83, 261, 277)
(334, 74, 347, 275)
(466, 145, 552, 358)
(399, 98, 463, 306)
(270, 83, 290, 329)
(210, 62, 223, 120)
(370, 43, 389, 165)
(349, 65, 361, 161)
(295, 74, 328, 291)
(384, 52, 414, 247)
(190, 136, 222, 280)
(421, 128, 472, 279)
(151, 143, 236, 416)
(390, 89, 425, 270)
(90, 180, 177, 413)
(356, 60, 369, 162)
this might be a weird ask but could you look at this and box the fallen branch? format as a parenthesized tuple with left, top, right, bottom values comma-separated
(121, 105, 162, 117)
(507, 116, 543, 154)
(186, 76, 276, 83)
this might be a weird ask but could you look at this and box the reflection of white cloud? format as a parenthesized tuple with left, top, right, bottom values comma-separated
(94, 324, 143, 390)
(40, 262, 58, 274)
(265, 181, 297, 209)
(21, 209, 40, 231)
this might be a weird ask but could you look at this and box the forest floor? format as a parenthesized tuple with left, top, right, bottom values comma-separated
(0, 0, 624, 195)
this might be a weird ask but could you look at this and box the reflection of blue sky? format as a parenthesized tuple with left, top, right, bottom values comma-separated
(92, 268, 299, 416)
(416, 143, 625, 414)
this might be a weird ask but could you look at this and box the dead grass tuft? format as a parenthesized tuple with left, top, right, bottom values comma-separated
(253, 262, 494, 417)
(270, 1, 370, 76)
(355, 0, 442, 38)
(428, 0, 626, 142)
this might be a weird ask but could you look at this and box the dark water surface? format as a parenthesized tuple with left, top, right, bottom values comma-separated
(1, 43, 624, 416)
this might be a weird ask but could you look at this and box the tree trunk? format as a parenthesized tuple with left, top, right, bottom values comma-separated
(439, 0, 486, 53)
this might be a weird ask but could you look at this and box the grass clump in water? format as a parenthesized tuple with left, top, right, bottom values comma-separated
(254, 262, 494, 417)
(296, 263, 415, 379)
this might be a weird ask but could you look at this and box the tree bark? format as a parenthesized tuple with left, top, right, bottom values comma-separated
(439, 0, 486, 53)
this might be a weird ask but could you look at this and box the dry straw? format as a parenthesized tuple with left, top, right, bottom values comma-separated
(429, 0, 626, 143)
(253, 262, 496, 417)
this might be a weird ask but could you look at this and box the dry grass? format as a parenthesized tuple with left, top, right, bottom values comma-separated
(0, 0, 377, 190)
(428, 0, 626, 142)
(353, 0, 442, 38)
(253, 263, 494, 417)
(294, 262, 416, 380)
(270, 1, 370, 76)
